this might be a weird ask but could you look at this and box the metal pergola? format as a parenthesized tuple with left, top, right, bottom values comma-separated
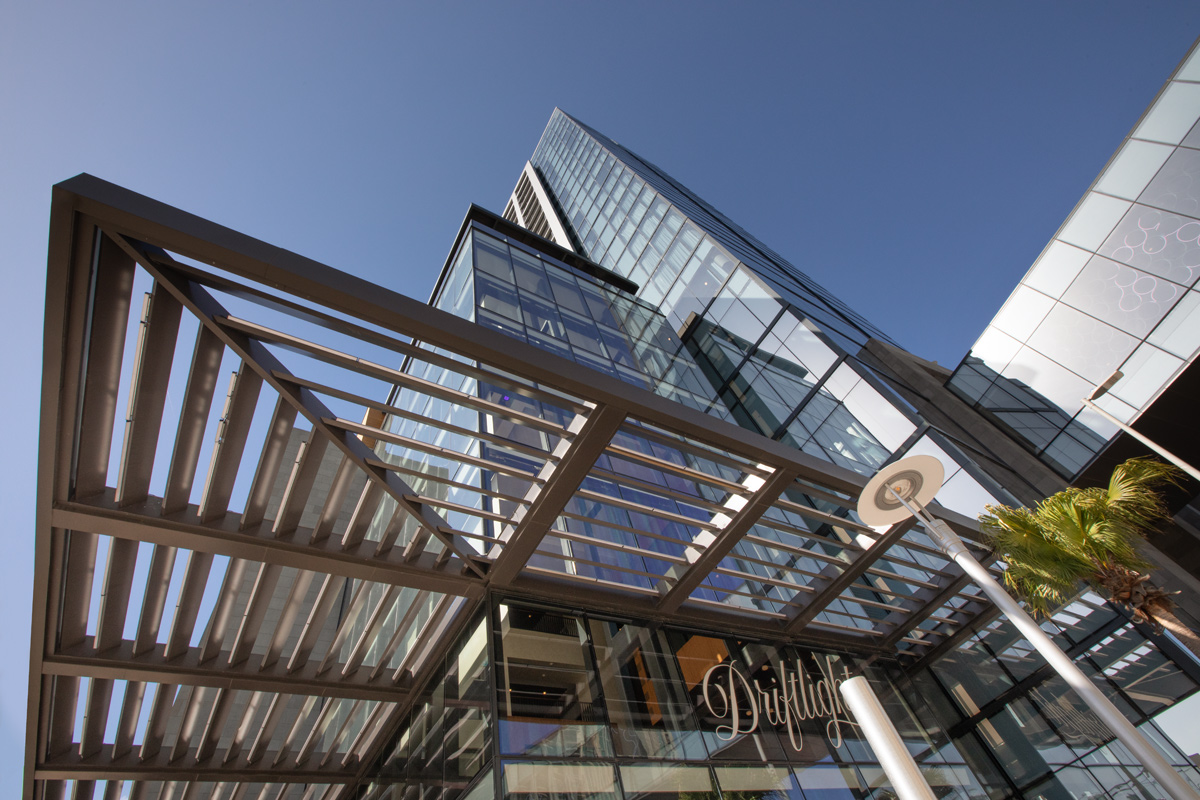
(27, 175, 998, 800)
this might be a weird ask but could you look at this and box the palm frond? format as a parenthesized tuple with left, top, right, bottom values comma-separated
(978, 458, 1180, 616)
(1102, 458, 1180, 537)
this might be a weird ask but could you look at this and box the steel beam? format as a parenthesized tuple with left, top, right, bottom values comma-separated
(783, 518, 916, 635)
(657, 466, 802, 613)
(35, 746, 354, 784)
(487, 404, 625, 586)
(878, 551, 998, 649)
(44, 640, 414, 703)
(54, 495, 479, 597)
(904, 605, 1001, 674)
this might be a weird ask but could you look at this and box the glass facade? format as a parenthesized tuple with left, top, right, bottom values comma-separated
(364, 598, 1200, 800)
(517, 111, 940, 484)
(948, 48, 1200, 479)
(412, 212, 999, 636)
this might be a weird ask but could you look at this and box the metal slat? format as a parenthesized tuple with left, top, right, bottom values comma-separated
(293, 699, 340, 766)
(260, 569, 316, 670)
(340, 482, 383, 550)
(286, 575, 347, 673)
(228, 564, 283, 667)
(162, 327, 225, 514)
(163, 551, 215, 660)
(241, 397, 297, 530)
(195, 687, 233, 762)
(390, 596, 453, 683)
(198, 365, 263, 522)
(223, 690, 267, 764)
(75, 233, 137, 499)
(167, 685, 202, 763)
(116, 284, 183, 506)
(139, 682, 178, 761)
(273, 434, 328, 536)
(371, 506, 409, 556)
(47, 676, 80, 759)
(134, 545, 177, 655)
(244, 694, 287, 765)
(60, 531, 99, 649)
(311, 456, 355, 543)
(79, 677, 112, 758)
(340, 586, 401, 677)
(364, 596, 426, 682)
(314, 581, 372, 676)
(113, 680, 146, 759)
(316, 699, 365, 767)
(197, 559, 251, 663)
(340, 700, 392, 767)
(272, 696, 321, 767)
(94, 537, 139, 652)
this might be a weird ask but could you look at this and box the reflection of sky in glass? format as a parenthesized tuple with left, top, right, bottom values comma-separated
(1025, 304, 1137, 385)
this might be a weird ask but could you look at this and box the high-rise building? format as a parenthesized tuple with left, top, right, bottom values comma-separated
(24, 40, 1200, 800)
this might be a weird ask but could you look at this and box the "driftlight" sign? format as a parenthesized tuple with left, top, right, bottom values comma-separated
(701, 656, 859, 753)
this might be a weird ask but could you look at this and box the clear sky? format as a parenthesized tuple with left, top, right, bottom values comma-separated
(4, 1, 1200, 788)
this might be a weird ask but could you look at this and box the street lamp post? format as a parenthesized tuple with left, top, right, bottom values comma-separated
(859, 456, 1200, 800)
(839, 676, 937, 800)
(1082, 370, 1200, 483)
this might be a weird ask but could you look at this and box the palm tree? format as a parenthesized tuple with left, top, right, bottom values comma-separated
(978, 457, 1200, 659)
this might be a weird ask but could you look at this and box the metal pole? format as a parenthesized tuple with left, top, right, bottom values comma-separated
(1080, 398, 1200, 483)
(840, 676, 937, 800)
(905, 498, 1200, 800)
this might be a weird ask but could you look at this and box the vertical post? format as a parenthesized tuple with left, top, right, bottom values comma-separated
(922, 516, 1200, 800)
(839, 676, 937, 800)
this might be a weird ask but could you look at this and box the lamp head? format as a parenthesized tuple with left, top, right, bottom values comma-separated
(1087, 370, 1124, 401)
(857, 455, 945, 526)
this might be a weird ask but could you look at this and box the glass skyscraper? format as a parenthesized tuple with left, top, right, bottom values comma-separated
(23, 40, 1200, 800)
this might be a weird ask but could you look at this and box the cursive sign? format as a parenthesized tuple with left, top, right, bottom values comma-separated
(701, 656, 859, 752)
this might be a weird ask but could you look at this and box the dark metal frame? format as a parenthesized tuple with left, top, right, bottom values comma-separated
(27, 175, 1000, 800)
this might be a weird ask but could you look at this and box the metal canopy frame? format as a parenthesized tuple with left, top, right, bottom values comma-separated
(27, 175, 1001, 800)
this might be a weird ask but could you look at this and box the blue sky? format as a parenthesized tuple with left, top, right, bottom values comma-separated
(3, 1, 1200, 787)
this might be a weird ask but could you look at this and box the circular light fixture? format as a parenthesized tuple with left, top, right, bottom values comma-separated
(856, 455, 944, 526)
